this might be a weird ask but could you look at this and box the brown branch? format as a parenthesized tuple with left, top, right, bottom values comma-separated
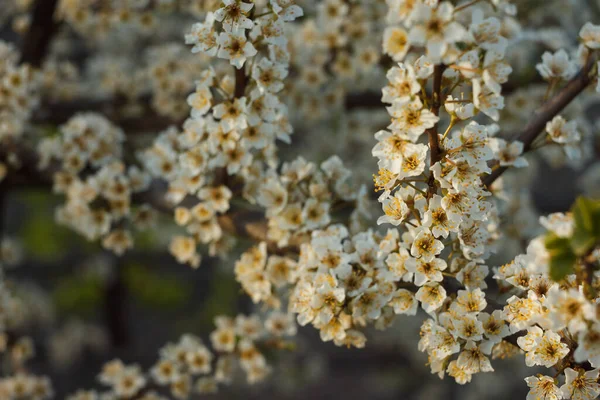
(105, 257, 129, 348)
(32, 97, 182, 135)
(345, 91, 382, 109)
(343, 80, 533, 110)
(426, 65, 445, 199)
(483, 55, 597, 188)
(234, 66, 248, 99)
(31, 64, 246, 137)
(19, 0, 60, 67)
(0, 182, 6, 236)
(33, 88, 387, 135)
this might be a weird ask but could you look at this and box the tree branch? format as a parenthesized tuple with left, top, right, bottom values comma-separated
(33, 97, 181, 135)
(0, 182, 6, 237)
(105, 257, 129, 348)
(344, 91, 382, 109)
(483, 56, 597, 188)
(19, 0, 60, 67)
(427, 65, 445, 199)
(234, 66, 248, 99)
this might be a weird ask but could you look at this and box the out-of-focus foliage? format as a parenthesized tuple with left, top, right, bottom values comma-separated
(123, 263, 192, 310)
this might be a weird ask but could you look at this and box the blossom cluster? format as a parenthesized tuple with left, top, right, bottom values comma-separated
(495, 210, 600, 399)
(0, 239, 54, 399)
(284, 1, 387, 122)
(0, 40, 39, 181)
(139, 0, 303, 267)
(0, 40, 38, 141)
(68, 311, 297, 399)
(38, 113, 155, 255)
(164, 1, 600, 396)
(367, 1, 600, 395)
(82, 44, 209, 120)
(0, 372, 53, 400)
(55, 0, 217, 40)
(253, 155, 371, 248)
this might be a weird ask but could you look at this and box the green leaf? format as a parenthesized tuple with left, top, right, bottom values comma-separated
(548, 250, 577, 282)
(545, 233, 570, 252)
(572, 197, 595, 233)
(570, 197, 600, 256)
(571, 229, 597, 257)
(545, 233, 577, 281)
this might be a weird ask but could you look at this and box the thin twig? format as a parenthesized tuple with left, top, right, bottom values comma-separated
(483, 55, 597, 188)
(454, 0, 483, 13)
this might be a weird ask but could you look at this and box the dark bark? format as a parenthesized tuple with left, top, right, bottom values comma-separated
(105, 261, 129, 348)
(234, 66, 248, 99)
(0, 182, 5, 236)
(19, 0, 60, 67)
(345, 91, 382, 109)
(427, 65, 445, 199)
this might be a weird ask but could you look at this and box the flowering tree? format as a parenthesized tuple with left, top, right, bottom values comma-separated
(0, 0, 599, 398)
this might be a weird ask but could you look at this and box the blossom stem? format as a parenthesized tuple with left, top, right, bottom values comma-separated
(215, 86, 230, 100)
(253, 11, 273, 18)
(405, 181, 427, 196)
(449, 65, 479, 74)
(441, 117, 458, 142)
(444, 99, 472, 104)
(454, 0, 484, 13)
(400, 177, 428, 183)
(410, 209, 422, 225)
(543, 79, 557, 102)
(445, 156, 457, 166)
(444, 79, 461, 97)
(421, 87, 429, 108)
